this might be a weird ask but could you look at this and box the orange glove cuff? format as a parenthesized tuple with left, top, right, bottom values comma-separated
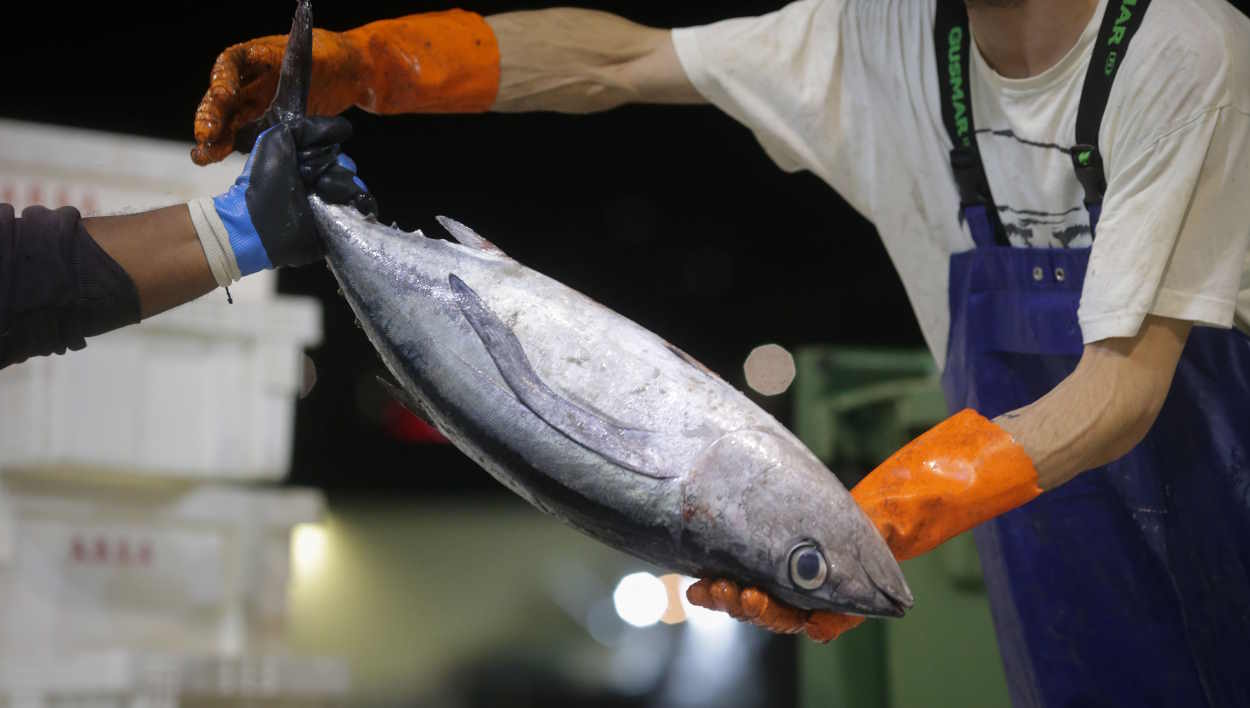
(851, 409, 1042, 561)
(345, 9, 500, 114)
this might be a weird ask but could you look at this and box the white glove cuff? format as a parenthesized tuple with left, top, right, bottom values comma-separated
(186, 198, 242, 288)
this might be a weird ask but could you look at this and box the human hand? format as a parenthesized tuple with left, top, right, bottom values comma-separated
(192, 29, 370, 165)
(210, 116, 376, 274)
(686, 578, 864, 642)
(192, 11, 499, 165)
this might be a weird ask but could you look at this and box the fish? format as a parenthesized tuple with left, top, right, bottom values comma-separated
(251, 0, 913, 617)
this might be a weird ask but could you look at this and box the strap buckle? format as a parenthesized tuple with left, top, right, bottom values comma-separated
(1070, 144, 1107, 206)
(950, 147, 992, 207)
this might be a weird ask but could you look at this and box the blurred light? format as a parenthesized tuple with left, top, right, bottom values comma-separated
(744, 344, 797, 396)
(614, 572, 668, 628)
(610, 626, 673, 696)
(587, 596, 628, 647)
(660, 574, 688, 625)
(382, 401, 450, 444)
(300, 354, 318, 399)
(660, 580, 754, 706)
(678, 577, 739, 637)
(292, 523, 328, 578)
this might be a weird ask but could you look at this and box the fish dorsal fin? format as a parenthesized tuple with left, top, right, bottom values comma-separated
(449, 274, 703, 480)
(437, 216, 506, 255)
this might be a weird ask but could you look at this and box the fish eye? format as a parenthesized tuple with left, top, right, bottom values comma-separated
(788, 543, 828, 591)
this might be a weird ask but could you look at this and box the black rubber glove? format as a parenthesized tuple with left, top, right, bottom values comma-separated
(211, 116, 377, 274)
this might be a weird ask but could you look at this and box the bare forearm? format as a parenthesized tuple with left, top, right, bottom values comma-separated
(85, 205, 216, 319)
(995, 316, 1191, 490)
(487, 9, 701, 113)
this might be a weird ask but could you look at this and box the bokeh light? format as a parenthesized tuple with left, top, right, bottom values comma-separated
(613, 572, 668, 628)
(292, 523, 329, 579)
(743, 344, 797, 396)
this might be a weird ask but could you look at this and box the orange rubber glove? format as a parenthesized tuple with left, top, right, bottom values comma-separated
(192, 10, 500, 165)
(688, 409, 1043, 642)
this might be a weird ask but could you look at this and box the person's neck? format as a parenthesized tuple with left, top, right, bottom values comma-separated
(967, 0, 1100, 79)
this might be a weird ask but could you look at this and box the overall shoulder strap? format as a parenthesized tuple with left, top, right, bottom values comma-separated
(935, 0, 1008, 248)
(1072, 0, 1154, 228)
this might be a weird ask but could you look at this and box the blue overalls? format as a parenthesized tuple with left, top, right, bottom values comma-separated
(934, 2, 1250, 705)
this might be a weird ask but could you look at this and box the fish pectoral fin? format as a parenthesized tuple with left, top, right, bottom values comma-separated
(449, 273, 692, 481)
(375, 376, 436, 427)
(437, 216, 506, 255)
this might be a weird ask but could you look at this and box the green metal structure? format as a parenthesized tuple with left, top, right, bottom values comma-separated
(793, 347, 1010, 708)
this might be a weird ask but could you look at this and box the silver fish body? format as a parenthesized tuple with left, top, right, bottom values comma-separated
(314, 199, 913, 617)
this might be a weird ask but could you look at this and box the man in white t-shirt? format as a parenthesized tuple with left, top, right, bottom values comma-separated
(195, 1, 1250, 703)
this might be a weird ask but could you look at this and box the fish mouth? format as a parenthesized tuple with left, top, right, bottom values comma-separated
(863, 579, 913, 618)
(856, 551, 915, 618)
(834, 578, 911, 618)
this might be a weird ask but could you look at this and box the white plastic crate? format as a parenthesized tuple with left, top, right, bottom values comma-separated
(0, 650, 350, 708)
(0, 120, 348, 706)
(0, 295, 321, 480)
(0, 476, 323, 657)
(0, 118, 244, 219)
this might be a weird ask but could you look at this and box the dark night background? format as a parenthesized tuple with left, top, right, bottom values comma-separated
(2, 1, 926, 498)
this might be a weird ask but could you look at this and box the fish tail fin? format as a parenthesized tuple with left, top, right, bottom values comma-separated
(233, 0, 314, 151)
(272, 0, 313, 120)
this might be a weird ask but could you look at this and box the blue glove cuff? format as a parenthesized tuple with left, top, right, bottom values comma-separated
(212, 189, 273, 276)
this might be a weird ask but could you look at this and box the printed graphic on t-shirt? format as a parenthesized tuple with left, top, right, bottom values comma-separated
(977, 127, 1094, 250)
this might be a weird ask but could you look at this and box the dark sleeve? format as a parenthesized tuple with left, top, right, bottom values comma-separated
(0, 204, 141, 370)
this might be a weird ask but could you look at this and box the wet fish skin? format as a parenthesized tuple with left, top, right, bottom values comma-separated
(312, 202, 912, 617)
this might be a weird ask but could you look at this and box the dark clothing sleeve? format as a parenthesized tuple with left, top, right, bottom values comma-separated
(0, 204, 141, 370)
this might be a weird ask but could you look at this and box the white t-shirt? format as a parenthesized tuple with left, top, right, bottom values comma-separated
(673, 0, 1250, 368)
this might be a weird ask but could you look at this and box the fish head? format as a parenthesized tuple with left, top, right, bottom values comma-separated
(682, 429, 914, 617)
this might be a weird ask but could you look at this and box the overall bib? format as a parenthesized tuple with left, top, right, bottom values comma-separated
(934, 2, 1250, 705)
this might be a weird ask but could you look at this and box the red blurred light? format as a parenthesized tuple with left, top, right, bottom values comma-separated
(381, 401, 449, 444)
